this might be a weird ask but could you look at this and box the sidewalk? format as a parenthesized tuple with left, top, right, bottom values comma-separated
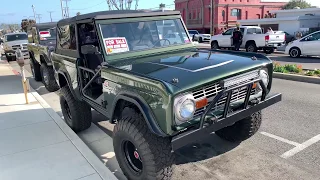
(0, 60, 117, 180)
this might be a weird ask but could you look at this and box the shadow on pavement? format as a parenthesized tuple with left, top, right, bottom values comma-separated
(273, 56, 320, 63)
(175, 134, 240, 165)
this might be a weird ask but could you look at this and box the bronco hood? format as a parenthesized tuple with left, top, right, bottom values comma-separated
(112, 50, 271, 93)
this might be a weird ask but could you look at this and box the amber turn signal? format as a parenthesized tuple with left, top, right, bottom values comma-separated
(252, 83, 257, 89)
(196, 98, 208, 109)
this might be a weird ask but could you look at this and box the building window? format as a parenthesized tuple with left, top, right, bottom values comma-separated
(245, 11, 248, 19)
(222, 10, 225, 21)
(231, 9, 241, 17)
(189, 13, 192, 19)
(198, 11, 201, 20)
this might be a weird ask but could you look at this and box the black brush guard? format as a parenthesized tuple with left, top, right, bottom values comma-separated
(171, 78, 282, 151)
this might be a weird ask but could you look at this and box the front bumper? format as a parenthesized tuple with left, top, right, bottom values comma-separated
(5, 50, 29, 59)
(171, 79, 282, 151)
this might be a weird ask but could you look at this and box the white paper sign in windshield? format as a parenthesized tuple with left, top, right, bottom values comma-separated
(104, 37, 129, 55)
(39, 31, 51, 38)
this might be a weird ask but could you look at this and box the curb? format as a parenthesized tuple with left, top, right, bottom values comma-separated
(273, 72, 320, 84)
(5, 61, 118, 180)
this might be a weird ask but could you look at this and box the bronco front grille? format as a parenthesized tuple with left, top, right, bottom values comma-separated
(192, 73, 258, 117)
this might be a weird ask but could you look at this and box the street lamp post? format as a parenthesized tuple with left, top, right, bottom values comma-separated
(31, 5, 36, 22)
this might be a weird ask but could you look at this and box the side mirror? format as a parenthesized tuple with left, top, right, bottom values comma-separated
(81, 44, 99, 55)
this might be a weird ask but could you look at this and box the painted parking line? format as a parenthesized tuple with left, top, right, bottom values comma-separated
(281, 134, 320, 159)
(260, 132, 300, 146)
(260, 132, 320, 159)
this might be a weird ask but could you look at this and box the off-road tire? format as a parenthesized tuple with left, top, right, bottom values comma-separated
(60, 86, 92, 132)
(30, 60, 42, 81)
(215, 111, 262, 142)
(246, 43, 258, 52)
(211, 41, 219, 49)
(289, 47, 301, 58)
(113, 108, 174, 180)
(40, 63, 59, 92)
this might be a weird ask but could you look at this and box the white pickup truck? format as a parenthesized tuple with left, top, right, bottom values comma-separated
(210, 26, 286, 54)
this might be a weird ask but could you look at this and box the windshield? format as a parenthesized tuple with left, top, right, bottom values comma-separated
(99, 18, 190, 55)
(5, 34, 28, 42)
(39, 27, 57, 40)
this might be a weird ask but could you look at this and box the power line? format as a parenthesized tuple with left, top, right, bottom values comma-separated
(70, 1, 106, 11)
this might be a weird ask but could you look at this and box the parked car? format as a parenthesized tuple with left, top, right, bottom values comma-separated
(285, 30, 320, 58)
(188, 30, 211, 42)
(163, 32, 189, 44)
(27, 22, 59, 92)
(210, 26, 286, 54)
(2, 32, 29, 61)
(275, 31, 295, 44)
(51, 10, 282, 180)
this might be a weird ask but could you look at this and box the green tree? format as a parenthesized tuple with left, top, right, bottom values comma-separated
(21, 19, 36, 32)
(283, 0, 312, 9)
(159, 3, 165, 9)
(76, 12, 81, 16)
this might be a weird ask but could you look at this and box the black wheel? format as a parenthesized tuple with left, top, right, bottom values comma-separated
(60, 86, 92, 132)
(113, 108, 174, 180)
(40, 63, 59, 92)
(263, 48, 274, 54)
(198, 37, 203, 43)
(211, 41, 219, 49)
(215, 111, 262, 142)
(246, 43, 257, 52)
(289, 47, 301, 58)
(5, 54, 14, 62)
(30, 59, 42, 81)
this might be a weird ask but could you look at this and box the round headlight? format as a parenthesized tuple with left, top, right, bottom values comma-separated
(174, 94, 196, 123)
(259, 69, 269, 87)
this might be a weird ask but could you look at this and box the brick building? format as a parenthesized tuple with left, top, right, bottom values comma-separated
(175, 0, 288, 34)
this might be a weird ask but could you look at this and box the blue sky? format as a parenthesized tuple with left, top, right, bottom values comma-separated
(0, 0, 175, 24)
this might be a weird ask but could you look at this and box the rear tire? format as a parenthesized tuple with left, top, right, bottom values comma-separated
(211, 41, 219, 49)
(60, 86, 92, 132)
(40, 63, 59, 92)
(30, 59, 42, 81)
(246, 43, 257, 52)
(289, 47, 301, 58)
(215, 111, 262, 142)
(113, 107, 174, 180)
(263, 48, 274, 54)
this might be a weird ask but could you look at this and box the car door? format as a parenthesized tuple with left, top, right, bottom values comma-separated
(219, 28, 234, 47)
(300, 32, 320, 56)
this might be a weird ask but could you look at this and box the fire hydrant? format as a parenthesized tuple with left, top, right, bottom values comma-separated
(16, 49, 29, 104)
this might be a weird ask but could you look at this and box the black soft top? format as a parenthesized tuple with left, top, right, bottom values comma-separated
(57, 10, 181, 25)
(32, 22, 57, 29)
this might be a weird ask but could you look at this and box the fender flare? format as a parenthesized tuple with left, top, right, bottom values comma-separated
(57, 70, 82, 100)
(40, 53, 53, 66)
(110, 93, 168, 137)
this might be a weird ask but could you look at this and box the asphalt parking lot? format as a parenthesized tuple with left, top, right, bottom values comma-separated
(3, 51, 320, 180)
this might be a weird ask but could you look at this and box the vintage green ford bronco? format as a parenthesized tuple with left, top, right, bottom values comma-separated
(27, 22, 59, 92)
(51, 10, 282, 180)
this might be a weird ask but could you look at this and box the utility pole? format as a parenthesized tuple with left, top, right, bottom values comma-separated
(31, 5, 36, 22)
(210, 0, 213, 35)
(48, 11, 54, 22)
(61, 0, 71, 18)
(60, 0, 64, 18)
(36, 14, 42, 23)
